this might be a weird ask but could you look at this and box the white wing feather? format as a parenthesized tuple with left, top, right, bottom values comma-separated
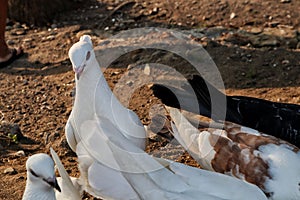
(77, 117, 266, 199)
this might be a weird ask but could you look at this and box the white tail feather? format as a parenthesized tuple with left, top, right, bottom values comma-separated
(50, 148, 82, 199)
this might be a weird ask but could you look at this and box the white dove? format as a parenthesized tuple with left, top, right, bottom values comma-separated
(65, 34, 147, 199)
(168, 107, 300, 200)
(22, 153, 61, 200)
(74, 117, 267, 200)
(66, 35, 146, 153)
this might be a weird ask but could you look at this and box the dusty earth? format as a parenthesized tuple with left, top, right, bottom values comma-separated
(0, 0, 300, 199)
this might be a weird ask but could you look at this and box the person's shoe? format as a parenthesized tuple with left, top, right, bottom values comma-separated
(0, 48, 24, 68)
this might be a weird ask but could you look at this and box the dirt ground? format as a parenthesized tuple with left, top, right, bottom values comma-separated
(0, 0, 300, 199)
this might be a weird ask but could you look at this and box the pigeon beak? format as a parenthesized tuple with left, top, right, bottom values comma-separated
(74, 65, 84, 80)
(45, 176, 61, 192)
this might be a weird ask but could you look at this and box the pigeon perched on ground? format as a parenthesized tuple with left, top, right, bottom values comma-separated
(66, 35, 267, 199)
(167, 107, 300, 200)
(66, 35, 147, 198)
(151, 74, 300, 147)
(66, 35, 146, 153)
(22, 153, 61, 200)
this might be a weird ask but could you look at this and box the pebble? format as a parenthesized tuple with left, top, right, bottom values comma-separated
(127, 64, 136, 70)
(42, 35, 55, 41)
(144, 64, 151, 75)
(230, 12, 236, 20)
(126, 80, 133, 87)
(15, 30, 26, 35)
(46, 35, 55, 40)
(282, 60, 290, 65)
(23, 38, 33, 42)
(280, 0, 291, 3)
(14, 150, 25, 157)
(4, 167, 16, 175)
(269, 21, 280, 27)
(111, 71, 120, 75)
(249, 27, 263, 34)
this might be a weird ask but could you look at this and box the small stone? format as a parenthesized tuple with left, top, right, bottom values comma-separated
(126, 81, 133, 87)
(14, 150, 25, 157)
(4, 167, 16, 175)
(269, 21, 280, 27)
(127, 64, 136, 70)
(23, 38, 33, 42)
(46, 35, 55, 40)
(21, 24, 29, 30)
(144, 64, 151, 75)
(230, 12, 236, 20)
(260, 39, 279, 47)
(152, 7, 159, 14)
(280, 0, 291, 3)
(15, 30, 25, 35)
(249, 27, 263, 34)
(282, 60, 290, 65)
(111, 71, 120, 75)
(107, 6, 114, 10)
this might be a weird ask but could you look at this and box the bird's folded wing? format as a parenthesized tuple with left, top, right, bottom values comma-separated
(155, 157, 267, 200)
(79, 117, 248, 199)
(75, 119, 140, 199)
(168, 107, 217, 170)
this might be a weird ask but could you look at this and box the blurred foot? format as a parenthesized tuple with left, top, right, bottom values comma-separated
(0, 46, 24, 68)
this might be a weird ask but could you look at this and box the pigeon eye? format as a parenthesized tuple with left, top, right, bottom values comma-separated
(29, 169, 39, 178)
(86, 51, 91, 61)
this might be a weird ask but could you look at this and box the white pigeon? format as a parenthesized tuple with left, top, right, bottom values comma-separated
(168, 107, 300, 200)
(22, 151, 82, 200)
(66, 35, 267, 199)
(65, 34, 147, 199)
(66, 35, 146, 153)
(74, 117, 267, 200)
(22, 153, 61, 200)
